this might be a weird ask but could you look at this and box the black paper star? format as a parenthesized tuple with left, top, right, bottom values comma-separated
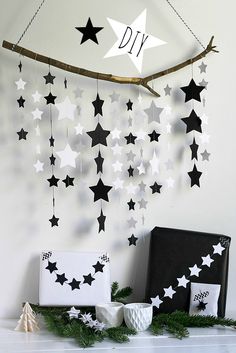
(89, 178, 112, 202)
(49, 214, 59, 227)
(45, 261, 58, 273)
(92, 94, 104, 116)
(76, 17, 103, 44)
(180, 78, 204, 102)
(43, 72, 56, 84)
(190, 138, 199, 160)
(87, 122, 110, 147)
(47, 175, 60, 187)
(17, 96, 25, 108)
(68, 278, 81, 290)
(94, 151, 104, 174)
(188, 164, 202, 187)
(55, 273, 67, 285)
(128, 165, 134, 177)
(97, 210, 106, 232)
(44, 92, 57, 105)
(127, 199, 135, 210)
(126, 99, 133, 111)
(182, 109, 202, 133)
(49, 136, 55, 147)
(17, 128, 28, 140)
(62, 175, 74, 188)
(150, 182, 162, 194)
(49, 154, 56, 165)
(128, 234, 138, 246)
(18, 61, 22, 73)
(83, 273, 95, 286)
(124, 133, 137, 144)
(93, 261, 105, 273)
(148, 130, 160, 142)
(197, 301, 208, 311)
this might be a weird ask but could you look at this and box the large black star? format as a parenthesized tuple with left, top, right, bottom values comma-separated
(49, 154, 56, 165)
(17, 128, 28, 140)
(124, 133, 137, 144)
(89, 178, 112, 202)
(128, 234, 138, 246)
(47, 175, 60, 187)
(197, 301, 208, 311)
(127, 199, 135, 210)
(126, 99, 133, 111)
(92, 94, 104, 116)
(128, 165, 134, 177)
(44, 92, 57, 105)
(55, 273, 68, 285)
(45, 261, 58, 273)
(68, 278, 81, 290)
(182, 109, 202, 133)
(148, 130, 160, 142)
(43, 72, 56, 84)
(49, 214, 59, 227)
(83, 273, 95, 286)
(150, 182, 162, 194)
(49, 136, 55, 147)
(76, 17, 103, 44)
(93, 261, 105, 273)
(97, 210, 106, 232)
(87, 123, 110, 147)
(180, 78, 204, 102)
(94, 151, 104, 174)
(17, 96, 25, 108)
(188, 164, 202, 187)
(190, 138, 199, 160)
(62, 175, 74, 188)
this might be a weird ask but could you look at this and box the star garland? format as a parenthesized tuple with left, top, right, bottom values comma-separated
(15, 60, 28, 142)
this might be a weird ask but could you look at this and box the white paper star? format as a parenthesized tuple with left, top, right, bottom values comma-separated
(105, 9, 166, 73)
(109, 91, 120, 103)
(127, 217, 137, 228)
(55, 96, 76, 121)
(201, 113, 209, 125)
(67, 307, 80, 319)
(150, 151, 160, 175)
(33, 160, 44, 173)
(111, 143, 123, 155)
(136, 130, 147, 141)
(112, 160, 123, 172)
(189, 264, 202, 277)
(137, 161, 146, 175)
(32, 91, 42, 103)
(126, 182, 138, 195)
(177, 275, 189, 288)
(213, 243, 225, 255)
(166, 177, 175, 188)
(113, 177, 124, 189)
(56, 144, 79, 168)
(166, 123, 172, 134)
(151, 295, 163, 308)
(200, 133, 210, 144)
(35, 125, 40, 136)
(32, 108, 43, 120)
(74, 122, 84, 135)
(111, 128, 121, 139)
(201, 255, 214, 267)
(15, 78, 26, 90)
(163, 286, 176, 299)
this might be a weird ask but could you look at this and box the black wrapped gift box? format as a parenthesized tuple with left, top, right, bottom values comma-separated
(145, 227, 231, 317)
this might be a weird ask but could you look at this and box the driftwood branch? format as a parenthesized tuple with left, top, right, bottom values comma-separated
(2, 36, 218, 97)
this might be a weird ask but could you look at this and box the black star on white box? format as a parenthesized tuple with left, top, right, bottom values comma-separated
(40, 251, 111, 306)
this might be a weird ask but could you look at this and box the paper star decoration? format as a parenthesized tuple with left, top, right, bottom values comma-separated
(97, 210, 106, 232)
(83, 273, 95, 285)
(49, 136, 55, 147)
(148, 130, 160, 142)
(17, 96, 25, 108)
(125, 133, 137, 144)
(164, 286, 176, 299)
(199, 79, 208, 89)
(201, 255, 214, 267)
(49, 154, 56, 165)
(188, 164, 202, 187)
(92, 94, 104, 116)
(177, 275, 189, 288)
(62, 175, 74, 187)
(105, 9, 166, 72)
(199, 61, 207, 73)
(87, 123, 110, 147)
(189, 264, 202, 277)
(151, 295, 163, 308)
(44, 92, 57, 105)
(32, 91, 42, 102)
(75, 122, 84, 135)
(150, 182, 162, 194)
(139, 180, 146, 192)
(95, 151, 104, 173)
(93, 261, 105, 273)
(76, 18, 103, 44)
(126, 99, 133, 111)
(56, 273, 68, 285)
(33, 160, 44, 173)
(201, 149, 211, 161)
(43, 72, 55, 84)
(90, 178, 112, 202)
(47, 175, 60, 187)
(15, 78, 26, 90)
(111, 128, 121, 139)
(180, 79, 204, 102)
(127, 217, 137, 228)
(46, 261, 58, 273)
(126, 150, 136, 161)
(127, 199, 135, 210)
(112, 160, 123, 172)
(164, 84, 172, 96)
(144, 100, 163, 124)
(32, 108, 43, 120)
(182, 109, 202, 133)
(138, 198, 148, 209)
(17, 128, 28, 140)
(56, 144, 79, 168)
(126, 182, 138, 195)
(67, 307, 81, 319)
(137, 162, 146, 175)
(49, 214, 59, 227)
(111, 143, 123, 155)
(190, 138, 199, 160)
(213, 243, 225, 255)
(150, 151, 160, 175)
(109, 91, 120, 102)
(18, 61, 22, 72)
(55, 96, 76, 121)
(128, 165, 134, 177)
(197, 301, 208, 311)
(128, 234, 138, 246)
(113, 177, 124, 190)
(68, 279, 81, 291)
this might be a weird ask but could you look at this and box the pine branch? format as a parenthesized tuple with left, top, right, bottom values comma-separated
(111, 282, 133, 303)
(106, 326, 136, 343)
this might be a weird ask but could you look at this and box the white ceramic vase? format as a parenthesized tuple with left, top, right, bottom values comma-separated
(124, 303, 153, 331)
(95, 302, 124, 328)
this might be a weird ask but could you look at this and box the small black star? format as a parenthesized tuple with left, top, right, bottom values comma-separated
(49, 214, 59, 227)
(44, 92, 57, 105)
(126, 99, 133, 111)
(190, 138, 199, 160)
(43, 72, 56, 84)
(17, 96, 25, 107)
(62, 175, 74, 188)
(127, 199, 135, 210)
(89, 178, 112, 202)
(124, 133, 137, 144)
(188, 164, 202, 187)
(94, 151, 104, 174)
(197, 301, 208, 311)
(45, 261, 58, 273)
(18, 61, 22, 73)
(64, 78, 67, 89)
(83, 273, 95, 286)
(49, 154, 56, 165)
(128, 165, 134, 177)
(148, 130, 160, 142)
(180, 78, 204, 102)
(55, 273, 67, 285)
(182, 109, 202, 133)
(87, 123, 110, 147)
(47, 175, 60, 187)
(76, 17, 103, 44)
(93, 261, 105, 273)
(150, 182, 162, 194)
(17, 128, 28, 140)
(49, 136, 55, 147)
(92, 93, 104, 116)
(97, 210, 106, 232)
(128, 234, 138, 246)
(68, 278, 81, 290)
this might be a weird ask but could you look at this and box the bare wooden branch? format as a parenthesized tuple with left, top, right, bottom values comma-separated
(2, 36, 218, 97)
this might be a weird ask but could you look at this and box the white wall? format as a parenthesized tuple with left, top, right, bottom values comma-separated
(0, 0, 235, 319)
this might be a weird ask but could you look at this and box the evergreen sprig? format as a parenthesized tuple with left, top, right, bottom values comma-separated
(111, 281, 133, 303)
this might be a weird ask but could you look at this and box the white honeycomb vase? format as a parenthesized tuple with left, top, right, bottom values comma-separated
(124, 303, 153, 331)
(95, 302, 124, 328)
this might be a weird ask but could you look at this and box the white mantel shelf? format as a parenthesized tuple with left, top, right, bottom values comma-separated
(1, 319, 236, 353)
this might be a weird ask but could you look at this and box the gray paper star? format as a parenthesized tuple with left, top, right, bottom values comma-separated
(74, 87, 83, 98)
(126, 150, 136, 162)
(165, 159, 174, 170)
(138, 198, 148, 209)
(198, 61, 207, 73)
(201, 149, 211, 161)
(144, 101, 163, 124)
(109, 91, 120, 103)
(139, 181, 146, 192)
(127, 217, 137, 228)
(164, 84, 172, 96)
(128, 116, 133, 127)
(199, 79, 208, 89)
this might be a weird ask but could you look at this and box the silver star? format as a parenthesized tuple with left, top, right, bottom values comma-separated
(139, 181, 146, 192)
(165, 159, 174, 170)
(67, 307, 81, 319)
(164, 84, 172, 96)
(138, 198, 148, 209)
(74, 87, 83, 98)
(126, 150, 136, 162)
(144, 100, 163, 124)
(127, 217, 137, 228)
(199, 79, 208, 89)
(201, 149, 211, 161)
(198, 61, 207, 73)
(109, 91, 120, 102)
